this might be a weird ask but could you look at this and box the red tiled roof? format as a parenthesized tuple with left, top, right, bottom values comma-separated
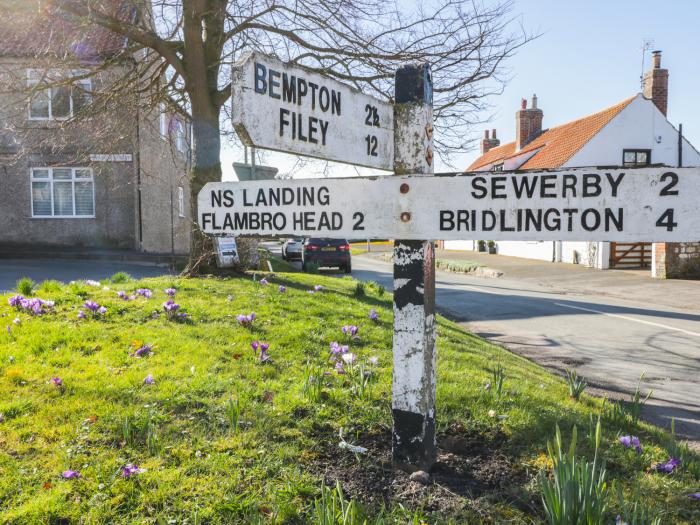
(0, 1, 134, 62)
(467, 96, 636, 171)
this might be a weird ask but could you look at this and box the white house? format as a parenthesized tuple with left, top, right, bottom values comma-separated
(447, 51, 700, 277)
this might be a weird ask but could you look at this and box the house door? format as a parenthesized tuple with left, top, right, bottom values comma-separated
(609, 242, 652, 268)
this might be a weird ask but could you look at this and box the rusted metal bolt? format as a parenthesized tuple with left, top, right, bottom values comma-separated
(425, 147, 434, 166)
(400, 183, 410, 194)
(401, 212, 411, 222)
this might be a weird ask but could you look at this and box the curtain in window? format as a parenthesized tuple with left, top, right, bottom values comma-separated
(51, 86, 71, 118)
(32, 181, 52, 215)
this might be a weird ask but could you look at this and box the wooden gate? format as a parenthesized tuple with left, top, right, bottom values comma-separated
(609, 242, 652, 268)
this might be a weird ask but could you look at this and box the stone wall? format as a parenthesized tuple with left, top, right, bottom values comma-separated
(652, 242, 700, 279)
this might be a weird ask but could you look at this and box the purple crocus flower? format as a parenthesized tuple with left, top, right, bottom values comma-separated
(330, 342, 349, 355)
(251, 341, 271, 362)
(8, 295, 24, 308)
(85, 280, 101, 287)
(121, 464, 146, 479)
(689, 493, 700, 500)
(279, 285, 286, 293)
(335, 361, 346, 375)
(117, 291, 129, 300)
(51, 377, 63, 387)
(164, 288, 177, 296)
(630, 436, 642, 454)
(314, 285, 323, 291)
(97, 306, 108, 315)
(163, 300, 180, 312)
(77, 310, 86, 319)
(341, 353, 356, 365)
(12, 317, 20, 325)
(84, 301, 100, 312)
(655, 458, 681, 473)
(136, 288, 152, 299)
(619, 435, 643, 454)
(236, 312, 256, 326)
(342, 325, 359, 337)
(369, 309, 378, 321)
(369, 356, 379, 366)
(259, 278, 269, 285)
(61, 470, 82, 479)
(31, 300, 45, 316)
(144, 374, 155, 385)
(131, 344, 153, 358)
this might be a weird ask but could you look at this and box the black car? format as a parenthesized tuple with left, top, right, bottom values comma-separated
(302, 238, 351, 273)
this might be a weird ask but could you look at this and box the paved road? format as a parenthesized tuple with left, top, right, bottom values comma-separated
(346, 253, 700, 443)
(0, 259, 170, 292)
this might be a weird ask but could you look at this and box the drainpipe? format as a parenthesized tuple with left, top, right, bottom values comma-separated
(135, 100, 143, 249)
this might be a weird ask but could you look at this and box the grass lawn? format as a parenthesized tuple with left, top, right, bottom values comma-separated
(0, 272, 698, 524)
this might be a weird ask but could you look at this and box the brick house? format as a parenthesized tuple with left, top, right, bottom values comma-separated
(0, 1, 191, 257)
(449, 51, 700, 278)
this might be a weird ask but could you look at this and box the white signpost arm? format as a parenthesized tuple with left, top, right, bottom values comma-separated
(391, 63, 437, 470)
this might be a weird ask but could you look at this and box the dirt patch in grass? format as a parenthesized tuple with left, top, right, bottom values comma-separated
(306, 423, 537, 516)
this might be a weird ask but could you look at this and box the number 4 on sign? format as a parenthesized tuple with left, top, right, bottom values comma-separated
(656, 209, 677, 231)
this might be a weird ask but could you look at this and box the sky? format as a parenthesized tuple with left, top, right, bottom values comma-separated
(220, 0, 700, 180)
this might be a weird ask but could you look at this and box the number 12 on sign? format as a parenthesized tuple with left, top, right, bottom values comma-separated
(365, 135, 378, 156)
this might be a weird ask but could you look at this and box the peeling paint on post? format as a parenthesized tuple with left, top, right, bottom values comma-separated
(392, 63, 437, 470)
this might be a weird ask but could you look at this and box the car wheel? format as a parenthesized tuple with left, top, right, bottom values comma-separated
(301, 261, 307, 272)
(344, 262, 352, 274)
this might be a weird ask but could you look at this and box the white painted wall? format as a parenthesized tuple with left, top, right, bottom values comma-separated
(566, 94, 700, 167)
(444, 240, 476, 251)
(496, 241, 553, 261)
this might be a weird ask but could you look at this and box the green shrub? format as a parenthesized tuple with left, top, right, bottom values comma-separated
(37, 280, 63, 293)
(629, 374, 652, 425)
(566, 368, 588, 400)
(110, 272, 132, 283)
(366, 281, 385, 296)
(489, 363, 506, 398)
(16, 277, 35, 296)
(435, 258, 480, 274)
(226, 397, 241, 433)
(614, 482, 662, 525)
(352, 282, 365, 298)
(539, 423, 608, 525)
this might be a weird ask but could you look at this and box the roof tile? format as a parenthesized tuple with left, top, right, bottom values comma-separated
(467, 96, 636, 171)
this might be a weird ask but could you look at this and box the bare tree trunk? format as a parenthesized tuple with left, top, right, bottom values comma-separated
(185, 101, 222, 275)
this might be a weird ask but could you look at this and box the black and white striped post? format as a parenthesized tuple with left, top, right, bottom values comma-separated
(391, 63, 437, 470)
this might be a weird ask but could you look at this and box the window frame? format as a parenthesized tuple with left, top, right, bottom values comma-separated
(27, 69, 92, 121)
(622, 149, 652, 167)
(30, 167, 96, 219)
(159, 102, 169, 138)
(491, 162, 504, 172)
(177, 186, 185, 217)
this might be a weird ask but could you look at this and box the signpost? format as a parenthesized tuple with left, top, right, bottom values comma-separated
(210, 51, 700, 472)
(231, 52, 394, 170)
(199, 167, 700, 242)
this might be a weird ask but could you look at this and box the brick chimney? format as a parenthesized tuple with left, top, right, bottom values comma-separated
(516, 94, 543, 150)
(643, 50, 668, 116)
(481, 128, 500, 154)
